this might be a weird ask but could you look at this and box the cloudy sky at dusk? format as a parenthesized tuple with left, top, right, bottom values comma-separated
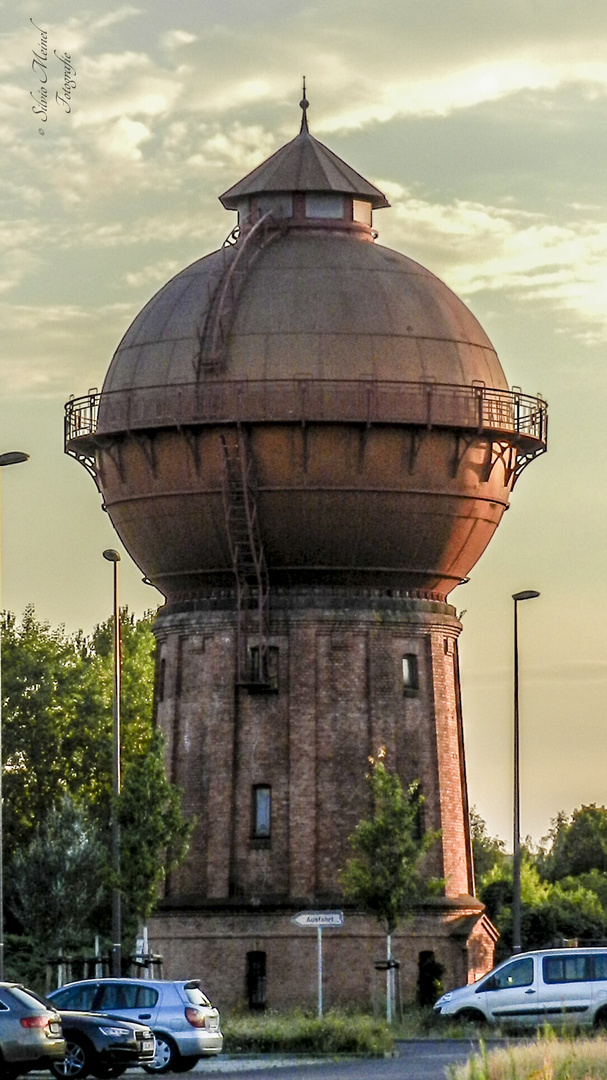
(2, 0, 607, 846)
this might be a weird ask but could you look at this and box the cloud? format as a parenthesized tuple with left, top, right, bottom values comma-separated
(0, 302, 136, 397)
(161, 29, 197, 50)
(125, 259, 181, 288)
(381, 184, 607, 342)
(97, 116, 153, 160)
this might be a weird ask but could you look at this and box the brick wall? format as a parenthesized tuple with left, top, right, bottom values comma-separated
(155, 592, 475, 904)
(151, 589, 493, 1003)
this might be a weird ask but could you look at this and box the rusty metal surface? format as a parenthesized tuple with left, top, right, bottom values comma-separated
(64, 209, 548, 605)
(100, 235, 509, 395)
(76, 421, 516, 602)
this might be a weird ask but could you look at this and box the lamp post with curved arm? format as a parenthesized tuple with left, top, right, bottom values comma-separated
(512, 589, 540, 954)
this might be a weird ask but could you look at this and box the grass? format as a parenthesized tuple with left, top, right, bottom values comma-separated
(221, 1009, 394, 1056)
(448, 1032, 607, 1079)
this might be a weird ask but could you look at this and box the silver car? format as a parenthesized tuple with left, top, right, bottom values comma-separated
(49, 978, 222, 1073)
(0, 982, 65, 1078)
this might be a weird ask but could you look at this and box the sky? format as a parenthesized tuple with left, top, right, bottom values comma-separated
(1, 0, 607, 848)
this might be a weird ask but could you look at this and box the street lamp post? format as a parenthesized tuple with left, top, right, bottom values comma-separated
(512, 589, 540, 955)
(0, 451, 30, 980)
(103, 549, 122, 977)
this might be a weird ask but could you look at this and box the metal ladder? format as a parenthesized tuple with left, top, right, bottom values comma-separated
(198, 211, 281, 376)
(220, 431, 271, 686)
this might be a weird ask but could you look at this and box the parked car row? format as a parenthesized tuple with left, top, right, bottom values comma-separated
(1, 976, 223, 1078)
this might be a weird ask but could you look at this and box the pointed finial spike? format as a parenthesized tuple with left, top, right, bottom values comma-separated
(299, 76, 309, 134)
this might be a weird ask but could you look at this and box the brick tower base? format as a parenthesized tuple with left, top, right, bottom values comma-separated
(151, 589, 497, 1006)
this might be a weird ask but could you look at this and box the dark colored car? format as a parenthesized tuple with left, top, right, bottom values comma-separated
(0, 982, 65, 1079)
(49, 1010, 155, 1079)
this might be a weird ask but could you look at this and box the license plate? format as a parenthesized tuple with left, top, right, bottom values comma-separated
(142, 1040, 155, 1051)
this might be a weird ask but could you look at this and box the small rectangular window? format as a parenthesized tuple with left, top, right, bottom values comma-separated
(258, 193, 293, 218)
(252, 785, 271, 839)
(157, 657, 166, 703)
(352, 199, 372, 225)
(249, 645, 279, 690)
(594, 955, 607, 981)
(305, 193, 344, 219)
(402, 654, 419, 695)
(543, 955, 590, 984)
(246, 951, 267, 1010)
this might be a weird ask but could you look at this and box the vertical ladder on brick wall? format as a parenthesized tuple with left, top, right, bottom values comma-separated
(220, 431, 271, 686)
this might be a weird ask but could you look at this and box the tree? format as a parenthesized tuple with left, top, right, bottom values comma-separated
(339, 747, 441, 1020)
(118, 730, 192, 943)
(539, 805, 607, 881)
(10, 795, 104, 958)
(469, 806, 507, 887)
(1, 606, 191, 973)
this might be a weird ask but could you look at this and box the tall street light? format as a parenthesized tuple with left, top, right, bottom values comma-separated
(0, 451, 30, 979)
(103, 548, 122, 977)
(512, 589, 540, 954)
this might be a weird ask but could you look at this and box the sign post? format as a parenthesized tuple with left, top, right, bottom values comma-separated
(291, 910, 344, 1017)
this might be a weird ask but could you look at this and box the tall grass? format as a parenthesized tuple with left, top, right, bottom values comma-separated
(222, 1009, 394, 1056)
(449, 1034, 607, 1079)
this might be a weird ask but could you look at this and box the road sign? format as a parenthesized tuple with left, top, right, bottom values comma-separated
(291, 910, 344, 928)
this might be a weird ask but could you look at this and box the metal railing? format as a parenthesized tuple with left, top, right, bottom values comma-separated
(65, 379, 547, 448)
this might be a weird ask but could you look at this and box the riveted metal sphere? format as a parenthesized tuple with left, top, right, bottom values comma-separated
(66, 127, 546, 603)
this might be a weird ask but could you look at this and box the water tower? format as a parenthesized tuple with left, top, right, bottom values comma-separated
(65, 93, 547, 1008)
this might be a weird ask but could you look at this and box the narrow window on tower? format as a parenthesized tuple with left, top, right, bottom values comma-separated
(252, 785, 271, 840)
(245, 951, 267, 1011)
(402, 653, 419, 696)
(248, 645, 279, 691)
(157, 657, 166, 703)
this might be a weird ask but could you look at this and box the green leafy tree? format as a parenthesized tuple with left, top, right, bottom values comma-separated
(10, 795, 104, 958)
(539, 805, 607, 881)
(339, 747, 441, 1019)
(470, 806, 508, 887)
(118, 730, 193, 943)
(1, 607, 103, 855)
(1, 606, 191, 970)
(480, 853, 607, 959)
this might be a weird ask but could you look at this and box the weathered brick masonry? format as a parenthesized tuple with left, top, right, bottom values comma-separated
(149, 589, 492, 1006)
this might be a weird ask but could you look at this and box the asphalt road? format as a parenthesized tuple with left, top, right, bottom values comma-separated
(30, 1041, 499, 1080)
(147, 1040, 492, 1079)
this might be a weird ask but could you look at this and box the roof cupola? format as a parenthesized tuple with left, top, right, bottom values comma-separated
(219, 82, 389, 238)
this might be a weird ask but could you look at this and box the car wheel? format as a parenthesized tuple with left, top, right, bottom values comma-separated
(594, 1008, 607, 1029)
(456, 1008, 486, 1025)
(172, 1057, 199, 1073)
(51, 1036, 91, 1079)
(142, 1035, 178, 1074)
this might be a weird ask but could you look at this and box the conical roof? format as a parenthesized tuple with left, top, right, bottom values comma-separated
(219, 128, 390, 210)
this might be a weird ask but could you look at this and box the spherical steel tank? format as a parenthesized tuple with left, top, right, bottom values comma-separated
(66, 123, 547, 602)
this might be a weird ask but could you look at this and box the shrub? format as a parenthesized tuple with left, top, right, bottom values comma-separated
(222, 1010, 394, 1056)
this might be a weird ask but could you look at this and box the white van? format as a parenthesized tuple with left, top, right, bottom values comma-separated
(433, 948, 607, 1027)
